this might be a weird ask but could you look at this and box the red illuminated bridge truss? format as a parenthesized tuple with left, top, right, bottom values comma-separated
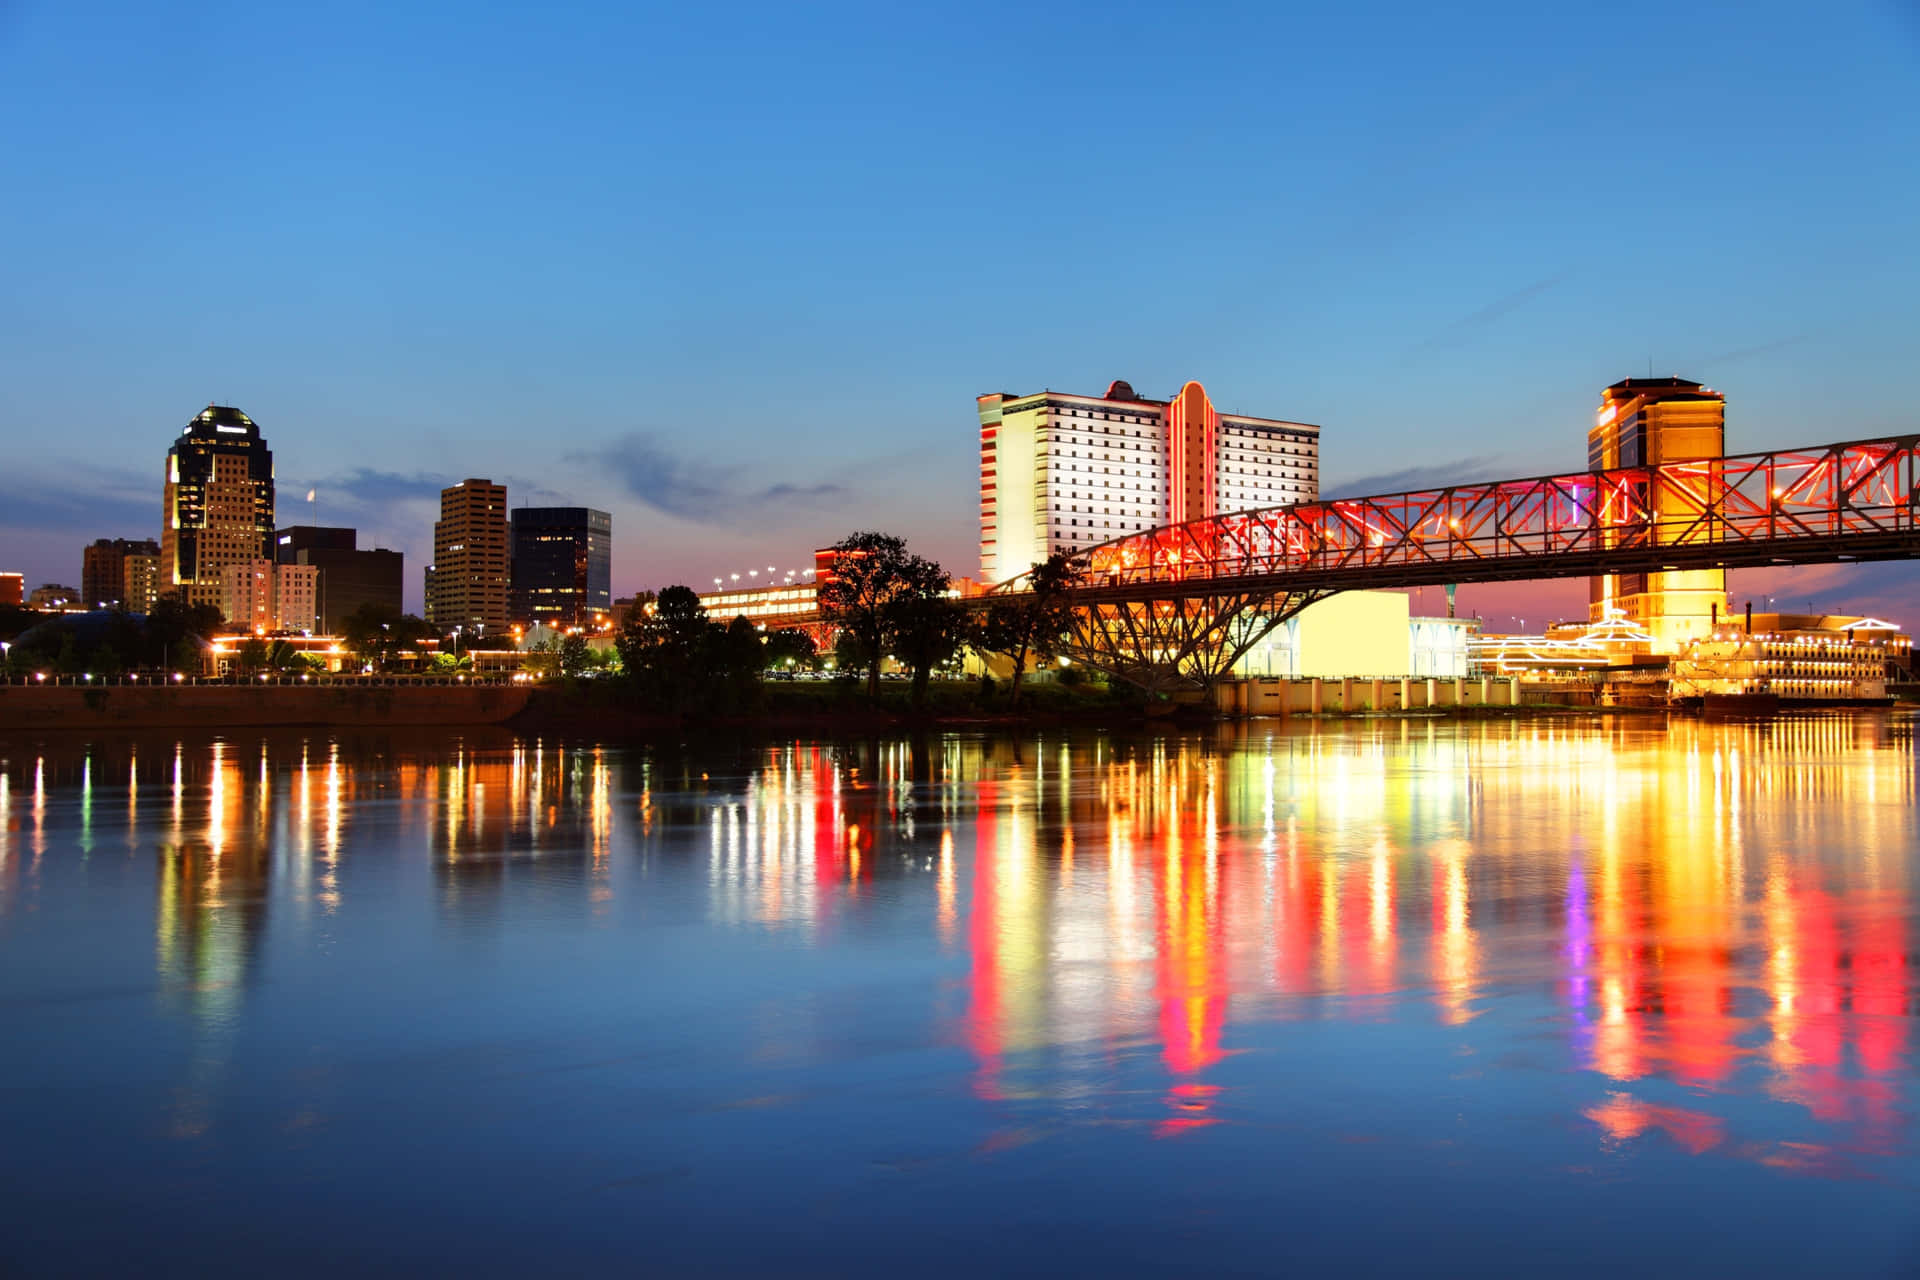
(992, 434, 1920, 691)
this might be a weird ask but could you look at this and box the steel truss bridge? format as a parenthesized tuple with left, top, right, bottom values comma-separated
(991, 433, 1920, 691)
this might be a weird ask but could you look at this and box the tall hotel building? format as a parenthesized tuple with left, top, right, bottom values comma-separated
(1587, 376, 1728, 649)
(425, 479, 510, 636)
(161, 405, 276, 611)
(975, 379, 1318, 583)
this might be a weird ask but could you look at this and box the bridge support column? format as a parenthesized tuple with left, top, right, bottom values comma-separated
(1341, 677, 1355, 712)
(1509, 676, 1520, 706)
(1311, 678, 1323, 715)
(1454, 677, 1465, 705)
(1425, 677, 1437, 709)
(1370, 678, 1384, 711)
(1481, 677, 1493, 705)
(1400, 678, 1411, 710)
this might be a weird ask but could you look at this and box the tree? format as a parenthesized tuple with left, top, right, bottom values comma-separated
(558, 632, 591, 678)
(763, 628, 817, 676)
(144, 594, 224, 670)
(893, 595, 971, 708)
(815, 531, 951, 700)
(341, 603, 435, 673)
(977, 552, 1085, 709)
(616, 585, 714, 709)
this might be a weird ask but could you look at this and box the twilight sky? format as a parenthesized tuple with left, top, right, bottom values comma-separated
(3, 0, 1917, 625)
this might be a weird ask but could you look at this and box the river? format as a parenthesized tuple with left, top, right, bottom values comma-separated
(1, 716, 1915, 1275)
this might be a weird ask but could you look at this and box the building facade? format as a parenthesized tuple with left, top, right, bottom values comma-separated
(509, 507, 611, 629)
(275, 526, 404, 633)
(0, 573, 22, 607)
(81, 537, 160, 610)
(221, 560, 320, 633)
(425, 479, 509, 637)
(975, 379, 1318, 583)
(1233, 592, 1470, 679)
(161, 405, 275, 613)
(122, 552, 161, 614)
(1587, 377, 1728, 650)
(27, 583, 79, 610)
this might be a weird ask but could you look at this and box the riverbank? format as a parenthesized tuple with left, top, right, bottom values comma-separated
(0, 682, 533, 729)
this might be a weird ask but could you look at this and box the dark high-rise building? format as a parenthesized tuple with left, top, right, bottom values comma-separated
(425, 480, 509, 637)
(274, 526, 405, 634)
(81, 537, 160, 610)
(510, 507, 612, 629)
(162, 405, 275, 612)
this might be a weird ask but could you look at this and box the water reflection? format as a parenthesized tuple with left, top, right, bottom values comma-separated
(0, 715, 1914, 1183)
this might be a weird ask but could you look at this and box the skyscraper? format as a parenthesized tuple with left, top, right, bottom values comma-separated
(1587, 376, 1729, 649)
(975, 379, 1318, 583)
(161, 405, 275, 613)
(81, 537, 159, 610)
(509, 507, 612, 629)
(425, 479, 509, 637)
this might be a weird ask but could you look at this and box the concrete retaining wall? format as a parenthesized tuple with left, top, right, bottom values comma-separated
(1215, 675, 1522, 716)
(0, 684, 533, 730)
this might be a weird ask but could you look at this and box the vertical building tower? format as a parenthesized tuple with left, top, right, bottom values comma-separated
(975, 379, 1317, 583)
(1588, 376, 1729, 649)
(509, 507, 612, 629)
(122, 552, 161, 614)
(425, 479, 509, 637)
(162, 406, 275, 613)
(81, 537, 160, 609)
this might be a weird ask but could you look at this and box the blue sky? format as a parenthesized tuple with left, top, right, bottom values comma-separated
(2, 0, 1917, 621)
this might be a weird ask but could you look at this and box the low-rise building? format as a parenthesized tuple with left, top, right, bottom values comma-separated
(27, 583, 81, 610)
(221, 560, 321, 633)
(1234, 592, 1471, 678)
(1671, 613, 1909, 701)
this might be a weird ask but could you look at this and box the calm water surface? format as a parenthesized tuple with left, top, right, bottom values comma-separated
(2, 717, 1917, 1276)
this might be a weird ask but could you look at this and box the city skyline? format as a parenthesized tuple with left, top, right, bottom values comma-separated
(2, 1, 1917, 623)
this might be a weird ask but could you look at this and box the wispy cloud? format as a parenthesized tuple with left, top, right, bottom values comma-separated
(1325, 456, 1504, 499)
(0, 466, 156, 538)
(575, 433, 847, 523)
(310, 468, 450, 507)
(1404, 273, 1568, 358)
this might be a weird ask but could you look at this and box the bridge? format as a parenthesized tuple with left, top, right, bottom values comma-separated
(997, 433, 1920, 690)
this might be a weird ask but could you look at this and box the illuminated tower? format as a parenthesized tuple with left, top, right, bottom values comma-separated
(161, 406, 275, 612)
(1587, 376, 1728, 649)
(425, 479, 509, 637)
(975, 379, 1318, 583)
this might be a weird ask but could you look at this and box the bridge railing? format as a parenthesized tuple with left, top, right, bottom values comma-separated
(1074, 434, 1920, 586)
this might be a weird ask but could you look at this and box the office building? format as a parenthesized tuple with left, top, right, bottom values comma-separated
(221, 559, 320, 633)
(975, 379, 1318, 583)
(1587, 376, 1728, 650)
(425, 479, 509, 637)
(275, 526, 404, 633)
(0, 573, 22, 607)
(82, 537, 159, 610)
(123, 552, 161, 614)
(162, 405, 275, 612)
(509, 507, 611, 629)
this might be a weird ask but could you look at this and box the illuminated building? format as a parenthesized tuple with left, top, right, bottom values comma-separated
(425, 479, 509, 636)
(509, 507, 611, 629)
(220, 560, 319, 633)
(162, 405, 276, 612)
(1670, 613, 1909, 701)
(81, 537, 158, 610)
(0, 572, 22, 606)
(1234, 591, 1470, 677)
(698, 549, 835, 628)
(275, 526, 403, 634)
(1587, 377, 1727, 649)
(122, 551, 160, 614)
(975, 379, 1319, 583)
